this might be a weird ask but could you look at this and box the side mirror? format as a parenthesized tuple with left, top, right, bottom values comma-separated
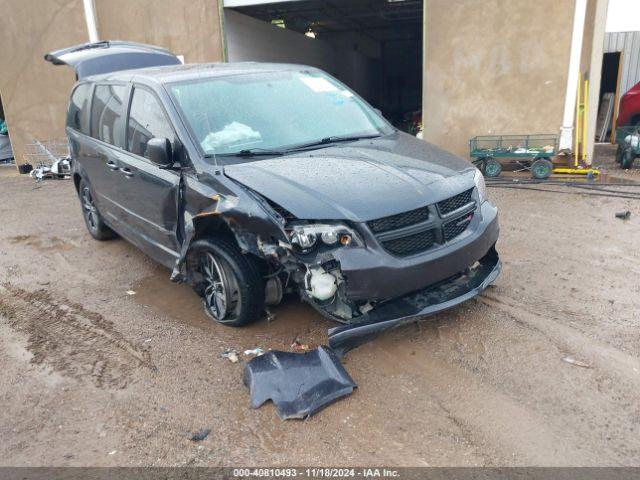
(147, 137, 173, 167)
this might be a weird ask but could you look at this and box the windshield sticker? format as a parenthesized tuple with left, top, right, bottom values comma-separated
(300, 76, 339, 93)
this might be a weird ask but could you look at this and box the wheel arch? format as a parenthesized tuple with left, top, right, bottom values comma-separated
(188, 215, 270, 276)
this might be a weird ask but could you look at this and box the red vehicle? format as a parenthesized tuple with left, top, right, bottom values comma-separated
(618, 80, 640, 127)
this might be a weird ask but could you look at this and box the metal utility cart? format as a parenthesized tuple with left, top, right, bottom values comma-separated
(469, 134, 558, 179)
(614, 126, 640, 170)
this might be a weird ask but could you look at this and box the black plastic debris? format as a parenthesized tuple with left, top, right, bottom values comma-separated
(615, 210, 631, 220)
(190, 428, 211, 442)
(243, 346, 356, 420)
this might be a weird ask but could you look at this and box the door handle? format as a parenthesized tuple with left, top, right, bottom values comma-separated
(120, 167, 134, 178)
(106, 161, 119, 171)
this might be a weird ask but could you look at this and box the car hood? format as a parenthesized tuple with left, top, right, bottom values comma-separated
(223, 133, 476, 222)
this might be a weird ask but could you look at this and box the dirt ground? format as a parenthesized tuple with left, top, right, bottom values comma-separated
(1, 144, 640, 467)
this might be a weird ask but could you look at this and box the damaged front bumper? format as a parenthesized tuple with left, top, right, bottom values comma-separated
(328, 245, 501, 356)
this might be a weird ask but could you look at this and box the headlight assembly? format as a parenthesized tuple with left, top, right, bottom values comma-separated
(474, 168, 487, 203)
(289, 223, 363, 252)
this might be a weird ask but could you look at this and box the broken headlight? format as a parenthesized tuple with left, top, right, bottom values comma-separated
(474, 169, 487, 203)
(289, 223, 364, 252)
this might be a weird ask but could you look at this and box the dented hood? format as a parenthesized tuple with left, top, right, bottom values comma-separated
(224, 133, 476, 221)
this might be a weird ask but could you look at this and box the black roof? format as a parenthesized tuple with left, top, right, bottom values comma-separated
(87, 62, 316, 85)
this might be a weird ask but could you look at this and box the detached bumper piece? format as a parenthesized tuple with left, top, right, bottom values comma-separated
(243, 346, 357, 420)
(329, 246, 501, 356)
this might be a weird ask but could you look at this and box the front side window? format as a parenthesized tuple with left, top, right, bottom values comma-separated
(127, 87, 174, 159)
(68, 83, 92, 134)
(169, 70, 392, 157)
(90, 84, 127, 147)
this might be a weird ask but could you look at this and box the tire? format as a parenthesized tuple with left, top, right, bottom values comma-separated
(78, 179, 116, 240)
(621, 147, 636, 169)
(187, 238, 265, 327)
(531, 158, 553, 179)
(482, 157, 502, 177)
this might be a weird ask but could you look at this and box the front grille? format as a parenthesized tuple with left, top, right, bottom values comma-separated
(367, 206, 429, 234)
(381, 229, 436, 257)
(443, 213, 474, 242)
(369, 187, 476, 257)
(437, 188, 474, 215)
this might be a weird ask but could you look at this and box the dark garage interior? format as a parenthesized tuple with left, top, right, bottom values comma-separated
(226, 0, 424, 133)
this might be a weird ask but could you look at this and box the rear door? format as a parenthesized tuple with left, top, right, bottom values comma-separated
(77, 82, 130, 223)
(67, 82, 97, 190)
(109, 85, 182, 265)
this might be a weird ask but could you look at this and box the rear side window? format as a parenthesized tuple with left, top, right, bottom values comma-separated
(67, 83, 91, 134)
(127, 87, 175, 159)
(90, 84, 128, 147)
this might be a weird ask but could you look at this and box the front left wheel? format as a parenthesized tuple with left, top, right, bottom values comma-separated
(187, 238, 265, 327)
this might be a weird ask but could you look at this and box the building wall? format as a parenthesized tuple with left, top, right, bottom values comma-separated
(423, 0, 576, 158)
(0, 0, 87, 165)
(94, 0, 225, 64)
(0, 0, 224, 168)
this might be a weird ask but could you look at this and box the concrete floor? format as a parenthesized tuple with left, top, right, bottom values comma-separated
(1, 150, 639, 466)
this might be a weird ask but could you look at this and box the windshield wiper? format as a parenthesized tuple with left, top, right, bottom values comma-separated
(283, 134, 382, 153)
(205, 134, 382, 158)
(207, 148, 284, 158)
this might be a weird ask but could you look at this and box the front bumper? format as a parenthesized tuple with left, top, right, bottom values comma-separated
(328, 245, 501, 356)
(334, 200, 499, 301)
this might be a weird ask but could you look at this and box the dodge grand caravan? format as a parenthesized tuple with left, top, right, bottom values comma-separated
(46, 41, 500, 354)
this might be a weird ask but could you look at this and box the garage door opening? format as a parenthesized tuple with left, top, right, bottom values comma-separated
(224, 0, 424, 133)
(596, 51, 622, 142)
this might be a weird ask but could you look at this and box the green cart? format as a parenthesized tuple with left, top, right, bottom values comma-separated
(614, 126, 639, 169)
(469, 134, 558, 179)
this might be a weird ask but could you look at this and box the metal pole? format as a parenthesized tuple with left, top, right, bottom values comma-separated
(575, 72, 581, 166)
(582, 77, 589, 161)
(82, 0, 99, 43)
(559, 0, 587, 151)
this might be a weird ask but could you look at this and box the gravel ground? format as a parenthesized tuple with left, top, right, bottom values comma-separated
(1, 150, 639, 466)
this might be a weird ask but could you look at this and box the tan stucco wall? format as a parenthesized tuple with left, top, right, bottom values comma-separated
(0, 0, 87, 165)
(423, 0, 576, 158)
(94, 0, 225, 64)
(0, 0, 224, 169)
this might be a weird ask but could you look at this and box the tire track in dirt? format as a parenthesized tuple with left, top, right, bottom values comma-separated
(0, 284, 153, 389)
(479, 292, 640, 382)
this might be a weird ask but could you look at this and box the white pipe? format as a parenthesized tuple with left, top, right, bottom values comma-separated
(559, 0, 588, 150)
(82, 0, 99, 43)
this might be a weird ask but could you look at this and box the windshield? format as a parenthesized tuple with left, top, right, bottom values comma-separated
(168, 70, 392, 156)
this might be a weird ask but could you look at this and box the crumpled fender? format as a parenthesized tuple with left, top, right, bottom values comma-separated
(170, 172, 289, 282)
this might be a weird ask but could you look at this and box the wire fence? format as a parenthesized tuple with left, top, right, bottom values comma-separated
(23, 138, 69, 167)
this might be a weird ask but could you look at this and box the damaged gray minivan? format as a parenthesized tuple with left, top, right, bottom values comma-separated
(47, 41, 500, 354)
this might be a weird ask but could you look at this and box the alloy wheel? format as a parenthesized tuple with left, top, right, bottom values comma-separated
(82, 186, 99, 232)
(198, 252, 241, 323)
